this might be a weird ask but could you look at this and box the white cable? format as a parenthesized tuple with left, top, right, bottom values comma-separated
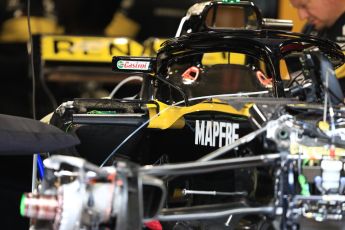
(186, 91, 269, 102)
(123, 94, 139, 100)
(175, 16, 190, 37)
(109, 76, 143, 99)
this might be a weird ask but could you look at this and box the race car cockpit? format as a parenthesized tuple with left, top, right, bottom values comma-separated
(157, 51, 272, 104)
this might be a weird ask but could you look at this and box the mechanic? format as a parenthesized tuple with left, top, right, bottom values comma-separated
(289, 0, 345, 89)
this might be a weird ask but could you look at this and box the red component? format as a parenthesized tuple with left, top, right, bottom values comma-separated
(107, 172, 116, 182)
(182, 66, 200, 81)
(256, 70, 272, 87)
(330, 146, 336, 158)
(144, 220, 163, 230)
(280, 43, 305, 54)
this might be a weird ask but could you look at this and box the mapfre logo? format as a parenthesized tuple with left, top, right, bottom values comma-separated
(195, 120, 239, 147)
(117, 60, 150, 70)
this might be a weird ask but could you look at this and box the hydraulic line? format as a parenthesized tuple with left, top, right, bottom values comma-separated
(157, 206, 275, 221)
(182, 189, 247, 196)
(140, 153, 280, 176)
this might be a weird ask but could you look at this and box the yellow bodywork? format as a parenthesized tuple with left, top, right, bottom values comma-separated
(146, 100, 251, 129)
(41, 35, 144, 62)
(336, 63, 345, 79)
(202, 52, 246, 65)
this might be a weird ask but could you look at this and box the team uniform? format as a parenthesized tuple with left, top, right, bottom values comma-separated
(302, 12, 345, 90)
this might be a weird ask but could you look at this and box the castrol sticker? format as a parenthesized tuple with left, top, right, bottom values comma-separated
(117, 60, 150, 70)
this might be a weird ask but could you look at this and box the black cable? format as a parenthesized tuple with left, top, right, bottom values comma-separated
(28, 0, 57, 112)
(287, 71, 303, 88)
(27, 0, 36, 120)
(155, 74, 189, 106)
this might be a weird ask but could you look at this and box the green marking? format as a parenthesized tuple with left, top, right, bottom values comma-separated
(20, 194, 26, 216)
(87, 110, 117, 114)
(303, 159, 309, 166)
(298, 175, 310, 196)
(117, 60, 124, 69)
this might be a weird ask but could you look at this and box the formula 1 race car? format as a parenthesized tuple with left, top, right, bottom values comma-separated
(21, 1, 345, 230)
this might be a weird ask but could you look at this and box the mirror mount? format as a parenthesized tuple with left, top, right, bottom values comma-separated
(176, 1, 294, 37)
(203, 1, 263, 30)
(262, 18, 293, 31)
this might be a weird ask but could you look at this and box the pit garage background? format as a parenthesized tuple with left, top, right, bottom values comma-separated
(0, 0, 305, 229)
